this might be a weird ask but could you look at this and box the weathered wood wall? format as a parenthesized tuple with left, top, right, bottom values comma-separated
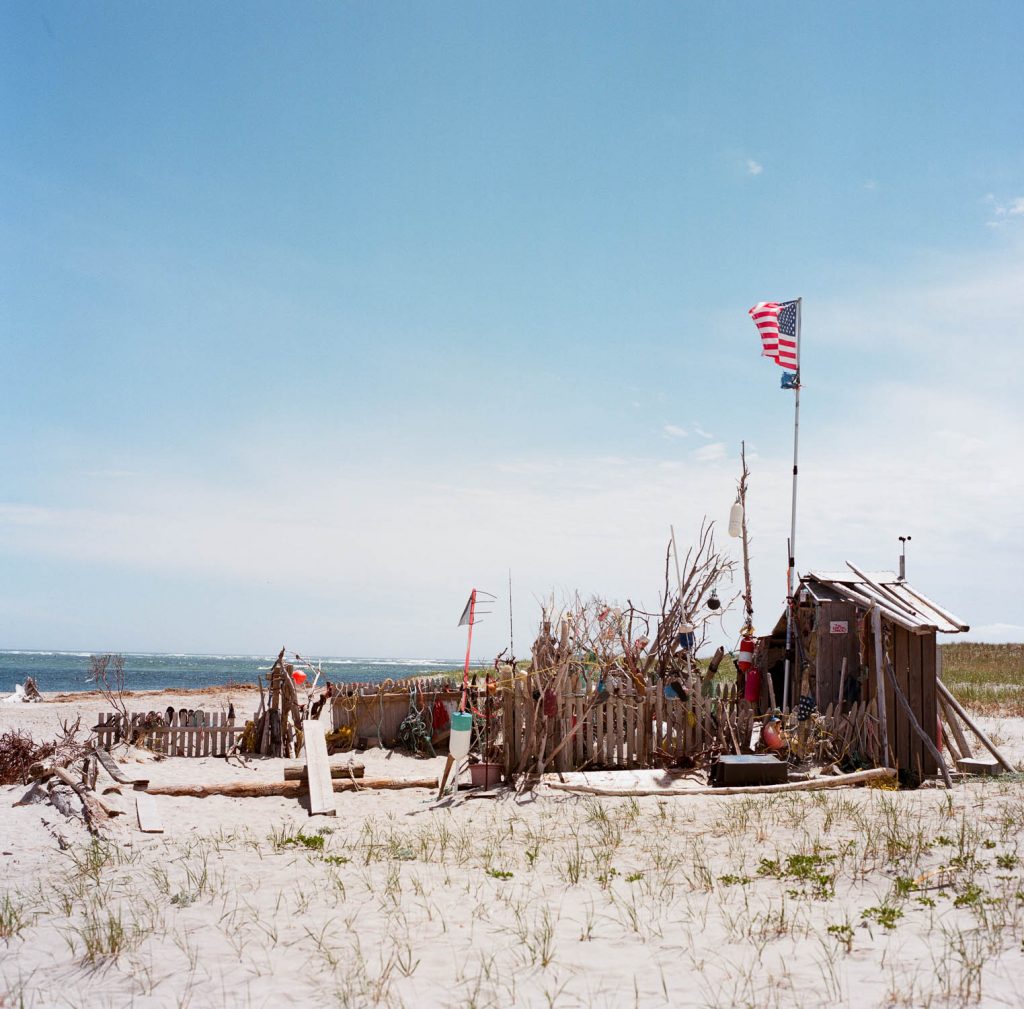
(330, 678, 461, 747)
(814, 602, 862, 709)
(862, 622, 938, 780)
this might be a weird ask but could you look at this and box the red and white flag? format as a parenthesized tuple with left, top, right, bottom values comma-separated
(749, 300, 799, 370)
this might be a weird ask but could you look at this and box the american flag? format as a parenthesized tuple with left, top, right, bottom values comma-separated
(749, 300, 799, 370)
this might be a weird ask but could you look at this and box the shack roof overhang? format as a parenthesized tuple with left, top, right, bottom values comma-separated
(800, 564, 969, 635)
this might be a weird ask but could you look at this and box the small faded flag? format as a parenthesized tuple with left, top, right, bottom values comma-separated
(749, 300, 799, 370)
(458, 590, 476, 627)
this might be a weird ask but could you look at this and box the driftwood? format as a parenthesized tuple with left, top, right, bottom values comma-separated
(546, 766, 897, 797)
(145, 777, 437, 798)
(937, 680, 1014, 773)
(51, 765, 119, 831)
(94, 747, 149, 788)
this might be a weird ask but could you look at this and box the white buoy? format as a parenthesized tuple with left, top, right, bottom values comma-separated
(728, 500, 743, 538)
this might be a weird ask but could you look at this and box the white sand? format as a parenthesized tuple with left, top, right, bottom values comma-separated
(2, 691, 1023, 1008)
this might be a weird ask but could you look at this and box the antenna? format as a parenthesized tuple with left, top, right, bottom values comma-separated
(508, 569, 515, 659)
(898, 535, 912, 581)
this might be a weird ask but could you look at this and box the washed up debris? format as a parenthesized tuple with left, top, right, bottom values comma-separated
(1, 677, 43, 704)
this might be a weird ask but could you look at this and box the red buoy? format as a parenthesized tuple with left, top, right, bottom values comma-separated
(737, 636, 756, 673)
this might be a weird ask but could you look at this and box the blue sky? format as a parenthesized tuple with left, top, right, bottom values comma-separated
(2, 2, 1022, 657)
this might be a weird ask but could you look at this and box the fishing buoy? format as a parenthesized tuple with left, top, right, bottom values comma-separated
(448, 711, 473, 759)
(437, 711, 474, 799)
(761, 718, 785, 751)
(728, 500, 743, 538)
(737, 636, 756, 673)
(677, 622, 696, 651)
(291, 669, 307, 686)
(744, 668, 761, 703)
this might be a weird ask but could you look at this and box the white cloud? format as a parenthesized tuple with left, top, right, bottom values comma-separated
(746, 159, 763, 176)
(958, 623, 1024, 644)
(662, 424, 688, 439)
(693, 442, 727, 463)
(3, 242, 1023, 654)
(984, 193, 1024, 227)
(863, 179, 878, 191)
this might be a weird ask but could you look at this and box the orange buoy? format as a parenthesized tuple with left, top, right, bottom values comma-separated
(761, 718, 785, 751)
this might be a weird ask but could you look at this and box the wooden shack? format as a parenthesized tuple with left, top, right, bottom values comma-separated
(760, 565, 969, 782)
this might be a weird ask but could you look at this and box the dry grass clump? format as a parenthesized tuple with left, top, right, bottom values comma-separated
(941, 643, 1024, 716)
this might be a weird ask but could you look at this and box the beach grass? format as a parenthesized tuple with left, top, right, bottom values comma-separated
(941, 643, 1024, 717)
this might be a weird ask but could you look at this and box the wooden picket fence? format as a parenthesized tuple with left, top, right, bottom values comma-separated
(503, 676, 882, 775)
(94, 710, 243, 757)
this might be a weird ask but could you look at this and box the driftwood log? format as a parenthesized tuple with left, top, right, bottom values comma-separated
(51, 765, 121, 830)
(283, 762, 365, 781)
(145, 776, 437, 798)
(546, 766, 897, 797)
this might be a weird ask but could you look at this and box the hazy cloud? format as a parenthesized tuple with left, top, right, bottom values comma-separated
(746, 159, 763, 176)
(662, 424, 688, 439)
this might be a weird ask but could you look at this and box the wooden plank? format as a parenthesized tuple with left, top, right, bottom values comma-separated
(941, 717, 962, 763)
(919, 633, 937, 775)
(135, 792, 163, 833)
(816, 603, 833, 709)
(893, 627, 911, 774)
(940, 694, 972, 759)
(625, 702, 635, 769)
(302, 719, 336, 817)
(502, 684, 515, 777)
(574, 692, 585, 769)
(871, 608, 892, 767)
(937, 680, 1014, 773)
(602, 698, 612, 768)
(882, 655, 952, 788)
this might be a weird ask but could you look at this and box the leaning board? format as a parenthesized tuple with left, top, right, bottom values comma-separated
(135, 792, 163, 833)
(302, 719, 336, 817)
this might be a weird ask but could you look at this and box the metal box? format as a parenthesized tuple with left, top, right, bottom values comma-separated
(711, 755, 788, 787)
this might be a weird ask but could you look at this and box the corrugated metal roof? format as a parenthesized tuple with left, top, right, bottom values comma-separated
(803, 565, 969, 634)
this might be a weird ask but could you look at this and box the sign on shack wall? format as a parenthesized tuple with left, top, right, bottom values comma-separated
(829, 621, 849, 635)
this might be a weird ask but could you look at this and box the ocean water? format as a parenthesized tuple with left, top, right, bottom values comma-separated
(0, 651, 461, 695)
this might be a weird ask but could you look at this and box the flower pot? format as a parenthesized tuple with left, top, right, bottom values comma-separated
(469, 762, 503, 789)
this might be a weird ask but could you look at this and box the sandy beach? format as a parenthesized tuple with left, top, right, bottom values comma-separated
(1, 689, 1022, 1008)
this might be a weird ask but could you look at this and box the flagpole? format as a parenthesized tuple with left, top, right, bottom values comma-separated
(781, 298, 802, 710)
